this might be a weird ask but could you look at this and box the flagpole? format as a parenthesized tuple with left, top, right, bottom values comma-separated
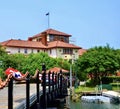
(46, 12, 50, 29)
(48, 13, 50, 29)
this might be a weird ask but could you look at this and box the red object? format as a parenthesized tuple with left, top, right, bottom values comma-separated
(5, 68, 23, 78)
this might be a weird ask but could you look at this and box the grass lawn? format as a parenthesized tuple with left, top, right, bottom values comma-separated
(75, 86, 95, 93)
(75, 85, 120, 93)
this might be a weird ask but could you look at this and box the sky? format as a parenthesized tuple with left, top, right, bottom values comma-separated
(0, 0, 120, 49)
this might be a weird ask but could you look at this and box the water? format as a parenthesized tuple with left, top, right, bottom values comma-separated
(57, 96, 120, 109)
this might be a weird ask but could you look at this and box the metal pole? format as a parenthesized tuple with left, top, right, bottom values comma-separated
(36, 71, 40, 109)
(42, 63, 47, 109)
(48, 71, 51, 93)
(8, 78, 13, 109)
(60, 70, 62, 96)
(52, 72, 54, 92)
(55, 73, 57, 90)
(58, 73, 60, 96)
(26, 74, 30, 109)
(46, 12, 50, 29)
(70, 65, 72, 96)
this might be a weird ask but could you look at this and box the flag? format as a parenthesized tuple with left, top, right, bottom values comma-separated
(46, 12, 49, 16)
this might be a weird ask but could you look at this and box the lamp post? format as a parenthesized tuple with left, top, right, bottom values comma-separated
(69, 54, 74, 96)
(70, 64, 72, 96)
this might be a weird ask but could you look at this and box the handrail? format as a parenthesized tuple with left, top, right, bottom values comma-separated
(0, 73, 12, 89)
(12, 71, 29, 81)
(0, 68, 68, 109)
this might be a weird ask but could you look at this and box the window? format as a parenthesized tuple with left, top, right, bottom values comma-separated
(37, 50, 40, 53)
(37, 38, 42, 42)
(59, 49, 61, 52)
(63, 48, 73, 54)
(50, 49, 52, 54)
(64, 37, 69, 43)
(18, 48, 20, 53)
(31, 49, 33, 53)
(24, 48, 27, 54)
(49, 35, 54, 41)
(60, 36, 64, 41)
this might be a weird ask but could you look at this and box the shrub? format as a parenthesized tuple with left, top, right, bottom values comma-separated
(0, 68, 6, 80)
(102, 76, 120, 84)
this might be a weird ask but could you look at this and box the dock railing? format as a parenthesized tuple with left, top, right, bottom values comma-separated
(0, 65, 68, 109)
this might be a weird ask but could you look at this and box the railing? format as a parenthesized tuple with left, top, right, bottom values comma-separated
(0, 66, 68, 109)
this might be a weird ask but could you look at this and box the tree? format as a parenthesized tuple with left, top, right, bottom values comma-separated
(75, 45, 120, 85)
(0, 45, 7, 56)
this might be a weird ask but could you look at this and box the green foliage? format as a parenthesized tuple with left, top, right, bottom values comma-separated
(110, 83, 120, 86)
(75, 45, 120, 85)
(0, 45, 7, 56)
(85, 79, 97, 87)
(0, 68, 6, 80)
(0, 52, 70, 77)
(103, 76, 120, 83)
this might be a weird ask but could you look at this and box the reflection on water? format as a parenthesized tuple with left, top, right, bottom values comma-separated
(58, 96, 120, 109)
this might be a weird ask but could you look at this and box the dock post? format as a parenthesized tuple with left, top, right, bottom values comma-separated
(26, 74, 30, 109)
(8, 77, 13, 109)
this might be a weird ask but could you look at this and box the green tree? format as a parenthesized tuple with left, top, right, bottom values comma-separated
(75, 45, 120, 85)
(0, 45, 7, 56)
(0, 50, 71, 77)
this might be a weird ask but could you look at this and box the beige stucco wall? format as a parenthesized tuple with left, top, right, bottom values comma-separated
(5, 47, 79, 63)
(49, 48, 79, 61)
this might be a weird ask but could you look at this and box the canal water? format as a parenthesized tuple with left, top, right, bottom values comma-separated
(57, 96, 120, 109)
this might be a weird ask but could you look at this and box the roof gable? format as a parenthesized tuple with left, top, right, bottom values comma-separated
(43, 28, 71, 36)
(28, 28, 71, 40)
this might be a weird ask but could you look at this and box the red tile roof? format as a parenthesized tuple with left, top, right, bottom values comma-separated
(0, 39, 46, 49)
(47, 41, 81, 49)
(117, 72, 120, 76)
(0, 39, 81, 49)
(43, 28, 71, 36)
(48, 67, 69, 73)
(78, 49, 87, 56)
(28, 28, 71, 40)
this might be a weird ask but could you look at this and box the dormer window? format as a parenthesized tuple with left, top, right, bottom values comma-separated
(49, 35, 54, 41)
(37, 37, 42, 42)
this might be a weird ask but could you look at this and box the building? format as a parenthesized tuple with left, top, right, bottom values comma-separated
(0, 28, 84, 61)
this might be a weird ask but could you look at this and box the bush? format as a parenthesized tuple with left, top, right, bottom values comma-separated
(0, 68, 6, 80)
(110, 83, 120, 86)
(102, 76, 120, 84)
(85, 79, 96, 87)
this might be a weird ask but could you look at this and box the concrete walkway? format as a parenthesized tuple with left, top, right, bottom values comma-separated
(0, 84, 37, 109)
